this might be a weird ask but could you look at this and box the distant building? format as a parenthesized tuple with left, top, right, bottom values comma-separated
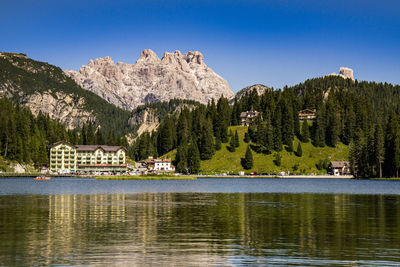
(328, 161, 351, 176)
(298, 109, 316, 121)
(240, 111, 259, 126)
(145, 157, 175, 172)
(49, 141, 127, 174)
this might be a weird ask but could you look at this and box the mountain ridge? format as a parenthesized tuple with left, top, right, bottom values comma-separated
(65, 49, 234, 110)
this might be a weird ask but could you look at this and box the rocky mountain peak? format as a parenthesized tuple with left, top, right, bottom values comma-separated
(138, 49, 160, 63)
(65, 49, 233, 110)
(183, 51, 205, 66)
(328, 67, 354, 81)
(338, 67, 354, 80)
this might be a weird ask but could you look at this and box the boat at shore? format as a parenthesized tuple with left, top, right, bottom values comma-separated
(33, 176, 51, 181)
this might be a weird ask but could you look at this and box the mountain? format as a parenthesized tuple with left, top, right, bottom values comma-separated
(65, 49, 234, 110)
(231, 84, 272, 103)
(128, 99, 200, 137)
(327, 67, 354, 81)
(0, 52, 132, 133)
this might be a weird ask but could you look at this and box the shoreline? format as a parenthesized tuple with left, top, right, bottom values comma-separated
(0, 174, 358, 180)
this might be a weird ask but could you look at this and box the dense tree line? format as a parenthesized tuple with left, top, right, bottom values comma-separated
(130, 97, 232, 173)
(0, 98, 72, 167)
(239, 76, 400, 177)
(0, 98, 129, 169)
(130, 76, 400, 177)
(2, 62, 400, 177)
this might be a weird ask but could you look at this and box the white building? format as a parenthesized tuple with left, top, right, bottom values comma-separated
(145, 158, 175, 172)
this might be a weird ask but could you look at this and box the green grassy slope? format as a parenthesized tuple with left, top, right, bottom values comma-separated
(200, 126, 349, 174)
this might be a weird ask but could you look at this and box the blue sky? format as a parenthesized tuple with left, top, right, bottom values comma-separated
(1, 0, 399, 92)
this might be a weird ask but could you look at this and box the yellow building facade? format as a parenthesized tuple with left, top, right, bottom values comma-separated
(49, 141, 127, 173)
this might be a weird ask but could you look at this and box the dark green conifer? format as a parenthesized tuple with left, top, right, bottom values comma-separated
(242, 145, 253, 170)
(215, 136, 222, 151)
(301, 119, 310, 143)
(187, 140, 200, 174)
(274, 153, 281, 166)
(228, 135, 236, 152)
(199, 118, 215, 160)
(374, 123, 385, 178)
(296, 142, 303, 157)
(244, 132, 250, 143)
(234, 130, 240, 147)
(175, 144, 188, 173)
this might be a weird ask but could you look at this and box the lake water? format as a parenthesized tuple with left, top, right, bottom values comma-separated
(1, 178, 400, 266)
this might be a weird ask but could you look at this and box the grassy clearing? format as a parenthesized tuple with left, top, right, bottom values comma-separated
(200, 126, 349, 175)
(95, 175, 196, 180)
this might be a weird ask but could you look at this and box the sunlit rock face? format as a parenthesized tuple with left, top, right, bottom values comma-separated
(65, 49, 234, 110)
(328, 67, 354, 80)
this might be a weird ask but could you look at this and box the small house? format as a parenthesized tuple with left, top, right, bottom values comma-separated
(145, 158, 175, 172)
(298, 109, 316, 121)
(240, 111, 259, 126)
(329, 161, 351, 176)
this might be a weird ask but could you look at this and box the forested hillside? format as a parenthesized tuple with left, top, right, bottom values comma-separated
(0, 52, 133, 135)
(1, 52, 399, 178)
(131, 76, 400, 178)
(0, 98, 130, 169)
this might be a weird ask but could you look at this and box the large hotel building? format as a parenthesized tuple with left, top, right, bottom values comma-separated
(49, 141, 127, 173)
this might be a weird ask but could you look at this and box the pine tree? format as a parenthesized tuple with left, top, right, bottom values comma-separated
(234, 130, 240, 147)
(301, 119, 310, 142)
(244, 132, 250, 143)
(199, 118, 215, 160)
(312, 106, 326, 147)
(286, 141, 293, 152)
(215, 136, 222, 151)
(175, 144, 188, 173)
(281, 99, 294, 147)
(177, 113, 189, 146)
(274, 153, 281, 166)
(374, 123, 385, 178)
(242, 145, 253, 170)
(296, 142, 303, 157)
(325, 98, 340, 147)
(264, 114, 274, 151)
(231, 97, 241, 126)
(272, 104, 283, 151)
(81, 124, 88, 145)
(187, 140, 200, 174)
(95, 128, 105, 145)
(228, 135, 236, 152)
(384, 112, 400, 177)
(158, 118, 173, 155)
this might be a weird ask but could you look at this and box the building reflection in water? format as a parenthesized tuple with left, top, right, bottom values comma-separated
(1, 193, 400, 265)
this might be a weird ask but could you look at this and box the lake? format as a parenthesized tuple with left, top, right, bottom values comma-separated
(1, 178, 400, 266)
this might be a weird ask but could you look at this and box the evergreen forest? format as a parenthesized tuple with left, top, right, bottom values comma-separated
(1, 62, 400, 177)
(131, 76, 400, 178)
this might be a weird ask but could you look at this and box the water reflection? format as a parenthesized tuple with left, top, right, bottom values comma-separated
(1, 193, 400, 266)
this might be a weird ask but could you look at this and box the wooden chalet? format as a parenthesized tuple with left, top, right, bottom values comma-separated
(240, 111, 259, 126)
(298, 109, 316, 121)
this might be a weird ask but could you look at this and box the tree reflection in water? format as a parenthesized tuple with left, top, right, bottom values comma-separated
(1, 193, 400, 266)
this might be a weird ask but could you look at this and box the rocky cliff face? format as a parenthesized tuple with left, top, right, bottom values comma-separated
(328, 67, 354, 80)
(0, 52, 96, 129)
(22, 92, 95, 129)
(233, 84, 271, 101)
(65, 49, 234, 110)
(0, 52, 131, 130)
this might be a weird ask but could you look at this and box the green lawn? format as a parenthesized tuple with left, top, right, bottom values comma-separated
(200, 126, 349, 175)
